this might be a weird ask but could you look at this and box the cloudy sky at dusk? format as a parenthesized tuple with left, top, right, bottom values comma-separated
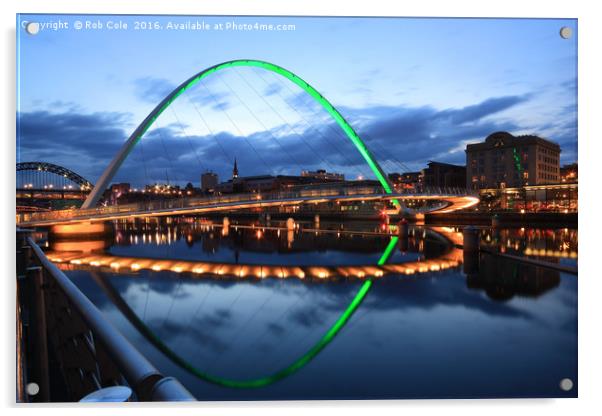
(17, 14, 577, 187)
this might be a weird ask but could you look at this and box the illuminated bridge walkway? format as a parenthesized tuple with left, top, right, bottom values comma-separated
(18, 186, 478, 227)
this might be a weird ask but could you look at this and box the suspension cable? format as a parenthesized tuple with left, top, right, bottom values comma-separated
(251, 67, 371, 180)
(200, 79, 272, 172)
(218, 69, 306, 174)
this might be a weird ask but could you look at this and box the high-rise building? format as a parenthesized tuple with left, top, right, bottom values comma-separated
(201, 171, 218, 192)
(466, 131, 561, 190)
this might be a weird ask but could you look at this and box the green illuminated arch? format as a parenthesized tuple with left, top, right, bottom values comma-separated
(82, 60, 397, 209)
(95, 237, 399, 389)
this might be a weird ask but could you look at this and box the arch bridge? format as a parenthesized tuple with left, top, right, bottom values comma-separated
(17, 162, 94, 190)
(19, 60, 478, 226)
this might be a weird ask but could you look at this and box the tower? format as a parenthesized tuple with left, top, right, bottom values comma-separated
(233, 158, 239, 179)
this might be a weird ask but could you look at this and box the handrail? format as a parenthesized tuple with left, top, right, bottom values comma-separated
(25, 236, 195, 402)
(20, 185, 475, 224)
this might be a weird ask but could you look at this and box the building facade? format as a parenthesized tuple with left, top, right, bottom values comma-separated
(421, 161, 466, 189)
(560, 163, 578, 183)
(301, 169, 345, 182)
(388, 172, 423, 191)
(107, 183, 130, 205)
(466, 131, 561, 190)
(478, 183, 577, 213)
(200, 171, 218, 192)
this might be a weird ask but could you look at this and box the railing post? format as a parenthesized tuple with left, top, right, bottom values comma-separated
(16, 229, 34, 277)
(27, 266, 50, 402)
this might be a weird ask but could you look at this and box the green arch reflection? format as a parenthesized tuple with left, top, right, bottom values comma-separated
(94, 236, 399, 389)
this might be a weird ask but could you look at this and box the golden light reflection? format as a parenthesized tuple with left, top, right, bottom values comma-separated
(48, 242, 464, 281)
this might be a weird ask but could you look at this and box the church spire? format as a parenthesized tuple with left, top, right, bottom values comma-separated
(232, 157, 239, 179)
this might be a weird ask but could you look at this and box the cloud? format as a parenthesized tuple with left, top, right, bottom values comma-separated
(17, 110, 131, 181)
(437, 95, 530, 125)
(133, 77, 176, 104)
(263, 82, 283, 97)
(346, 96, 527, 168)
(17, 91, 576, 188)
(285, 269, 537, 322)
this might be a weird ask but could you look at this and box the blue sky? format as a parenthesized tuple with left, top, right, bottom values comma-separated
(17, 14, 577, 187)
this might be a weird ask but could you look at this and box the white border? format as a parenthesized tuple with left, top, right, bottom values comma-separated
(2, 1, 600, 415)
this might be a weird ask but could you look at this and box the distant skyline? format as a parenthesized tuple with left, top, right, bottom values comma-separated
(17, 14, 577, 187)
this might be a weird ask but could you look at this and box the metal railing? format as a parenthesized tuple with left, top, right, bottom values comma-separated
(16, 230, 195, 402)
(18, 185, 475, 225)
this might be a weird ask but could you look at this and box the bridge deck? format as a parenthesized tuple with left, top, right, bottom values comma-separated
(18, 188, 479, 227)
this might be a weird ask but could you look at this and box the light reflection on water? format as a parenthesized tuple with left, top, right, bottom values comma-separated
(478, 227, 578, 266)
(52, 218, 577, 400)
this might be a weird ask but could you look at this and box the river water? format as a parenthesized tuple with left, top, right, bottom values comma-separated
(46, 218, 577, 400)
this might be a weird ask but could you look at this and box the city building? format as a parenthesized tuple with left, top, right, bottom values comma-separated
(466, 131, 561, 190)
(560, 163, 578, 183)
(218, 174, 339, 194)
(478, 183, 577, 213)
(301, 169, 345, 182)
(388, 172, 423, 191)
(144, 183, 182, 196)
(201, 171, 218, 192)
(422, 161, 466, 189)
(388, 172, 402, 184)
(217, 160, 351, 194)
(401, 172, 423, 191)
(107, 183, 130, 204)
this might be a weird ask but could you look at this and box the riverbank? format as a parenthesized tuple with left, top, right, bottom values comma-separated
(426, 211, 577, 227)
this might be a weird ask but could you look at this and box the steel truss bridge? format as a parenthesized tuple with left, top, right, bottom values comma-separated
(16, 162, 94, 190)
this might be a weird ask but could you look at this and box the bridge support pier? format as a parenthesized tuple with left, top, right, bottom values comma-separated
(398, 219, 409, 239)
(462, 226, 479, 252)
(398, 219, 409, 252)
(222, 217, 230, 236)
(463, 226, 480, 276)
(286, 218, 295, 248)
(286, 218, 295, 230)
(492, 214, 501, 228)
(50, 221, 113, 237)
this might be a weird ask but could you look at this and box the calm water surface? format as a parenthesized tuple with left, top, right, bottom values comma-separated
(50, 218, 577, 400)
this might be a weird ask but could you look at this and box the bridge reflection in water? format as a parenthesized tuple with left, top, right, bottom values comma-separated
(44, 219, 575, 399)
